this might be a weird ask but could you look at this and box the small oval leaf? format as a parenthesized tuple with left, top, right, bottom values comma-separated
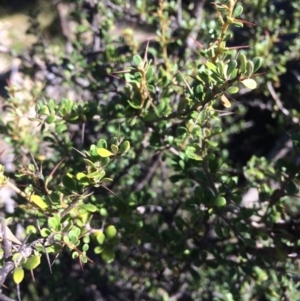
(232, 5, 243, 18)
(241, 78, 257, 89)
(96, 232, 106, 244)
(245, 60, 254, 77)
(105, 225, 117, 239)
(81, 203, 97, 212)
(111, 144, 119, 155)
(233, 5, 243, 17)
(101, 248, 115, 263)
(227, 60, 237, 77)
(239, 53, 247, 73)
(220, 94, 231, 108)
(23, 255, 41, 270)
(133, 54, 142, 65)
(13, 267, 24, 284)
(30, 195, 48, 210)
(97, 148, 114, 157)
(226, 86, 239, 94)
(119, 141, 130, 155)
(45, 115, 56, 124)
(252, 57, 262, 72)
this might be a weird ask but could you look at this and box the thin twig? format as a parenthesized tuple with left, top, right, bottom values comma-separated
(267, 81, 289, 116)
(203, 160, 217, 195)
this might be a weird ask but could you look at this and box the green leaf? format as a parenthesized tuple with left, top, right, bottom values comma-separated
(97, 139, 107, 149)
(96, 231, 106, 244)
(62, 174, 77, 191)
(28, 164, 35, 172)
(119, 141, 130, 155)
(76, 172, 90, 185)
(232, 194, 242, 203)
(94, 246, 103, 254)
(83, 236, 90, 244)
(232, 21, 243, 28)
(81, 203, 97, 212)
(100, 157, 110, 167)
(99, 208, 108, 216)
(30, 195, 48, 210)
(73, 227, 81, 237)
(89, 144, 98, 157)
(54, 234, 62, 242)
(63, 235, 70, 244)
(26, 225, 37, 235)
(101, 247, 115, 263)
(206, 61, 217, 72)
(217, 61, 226, 77)
(241, 78, 257, 89)
(226, 86, 239, 94)
(111, 144, 118, 155)
(185, 146, 202, 161)
(86, 170, 105, 180)
(101, 177, 113, 184)
(206, 140, 218, 149)
(227, 60, 237, 77)
(83, 159, 97, 169)
(13, 267, 24, 284)
(56, 123, 68, 133)
(127, 100, 141, 109)
(38, 105, 50, 115)
(69, 235, 79, 245)
(233, 5, 243, 17)
(146, 66, 154, 80)
(45, 115, 56, 124)
(47, 99, 56, 112)
(61, 98, 73, 114)
(23, 255, 41, 270)
(105, 225, 117, 239)
(81, 253, 88, 263)
(48, 214, 61, 231)
(239, 53, 247, 73)
(97, 148, 114, 157)
(72, 251, 79, 259)
(252, 57, 262, 72)
(41, 228, 51, 237)
(245, 60, 254, 77)
(253, 266, 268, 282)
(132, 54, 142, 65)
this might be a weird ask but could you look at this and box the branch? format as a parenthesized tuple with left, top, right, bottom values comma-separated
(0, 261, 15, 287)
(133, 152, 162, 192)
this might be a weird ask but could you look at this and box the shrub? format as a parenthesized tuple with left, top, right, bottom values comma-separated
(0, 0, 300, 300)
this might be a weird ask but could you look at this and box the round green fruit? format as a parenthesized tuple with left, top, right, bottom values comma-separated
(212, 196, 227, 207)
